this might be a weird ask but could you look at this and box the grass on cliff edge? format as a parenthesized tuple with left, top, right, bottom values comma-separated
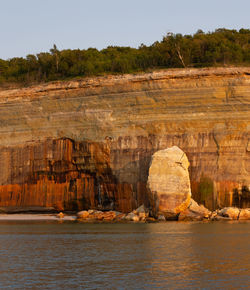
(0, 28, 250, 88)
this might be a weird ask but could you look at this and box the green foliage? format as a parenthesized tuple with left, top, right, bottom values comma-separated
(1, 28, 250, 86)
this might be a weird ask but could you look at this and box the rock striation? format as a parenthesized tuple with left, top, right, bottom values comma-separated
(147, 146, 191, 219)
(0, 67, 249, 212)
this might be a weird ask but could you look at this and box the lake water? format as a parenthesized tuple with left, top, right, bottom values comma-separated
(0, 221, 249, 289)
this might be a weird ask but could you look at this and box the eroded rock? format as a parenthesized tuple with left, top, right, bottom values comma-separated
(178, 199, 211, 221)
(157, 215, 166, 221)
(124, 205, 150, 221)
(133, 205, 149, 221)
(133, 205, 148, 215)
(125, 212, 140, 222)
(213, 215, 233, 221)
(56, 212, 64, 219)
(0, 68, 250, 212)
(147, 146, 191, 219)
(217, 207, 240, 220)
(77, 209, 126, 222)
(238, 208, 250, 220)
(77, 210, 90, 219)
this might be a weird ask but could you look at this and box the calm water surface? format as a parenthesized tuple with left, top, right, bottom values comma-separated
(0, 221, 249, 289)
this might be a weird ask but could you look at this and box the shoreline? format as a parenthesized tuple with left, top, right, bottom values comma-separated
(0, 204, 249, 223)
(0, 213, 76, 221)
(0, 213, 249, 223)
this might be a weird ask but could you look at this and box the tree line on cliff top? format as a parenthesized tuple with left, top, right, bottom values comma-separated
(0, 28, 249, 86)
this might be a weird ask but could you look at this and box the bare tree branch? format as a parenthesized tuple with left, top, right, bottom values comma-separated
(175, 44, 186, 68)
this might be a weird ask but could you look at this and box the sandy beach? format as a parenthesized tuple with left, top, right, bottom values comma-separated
(0, 214, 77, 221)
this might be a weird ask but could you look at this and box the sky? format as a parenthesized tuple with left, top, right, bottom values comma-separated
(0, 0, 249, 59)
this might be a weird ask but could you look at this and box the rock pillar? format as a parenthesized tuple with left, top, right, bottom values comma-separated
(147, 146, 191, 219)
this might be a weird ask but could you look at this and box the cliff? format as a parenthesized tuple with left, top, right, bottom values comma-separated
(0, 67, 249, 212)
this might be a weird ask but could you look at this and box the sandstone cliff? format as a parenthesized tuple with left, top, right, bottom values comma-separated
(0, 67, 249, 211)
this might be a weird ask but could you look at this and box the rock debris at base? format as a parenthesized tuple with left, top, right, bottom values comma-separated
(74, 205, 250, 222)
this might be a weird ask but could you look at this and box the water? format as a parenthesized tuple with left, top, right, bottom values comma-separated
(0, 221, 249, 289)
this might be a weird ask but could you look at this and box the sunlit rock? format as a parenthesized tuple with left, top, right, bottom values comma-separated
(0, 68, 249, 212)
(178, 199, 211, 221)
(238, 208, 250, 220)
(217, 207, 240, 220)
(147, 146, 191, 219)
(56, 212, 64, 219)
(125, 212, 140, 221)
(77, 210, 90, 219)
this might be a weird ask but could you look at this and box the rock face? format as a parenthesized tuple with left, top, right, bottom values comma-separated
(147, 146, 191, 218)
(0, 67, 249, 212)
(0, 138, 124, 211)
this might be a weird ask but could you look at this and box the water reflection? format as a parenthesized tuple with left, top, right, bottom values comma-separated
(145, 222, 250, 289)
(0, 221, 249, 289)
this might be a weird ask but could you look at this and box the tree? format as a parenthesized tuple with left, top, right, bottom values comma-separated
(50, 44, 60, 72)
(0, 29, 249, 86)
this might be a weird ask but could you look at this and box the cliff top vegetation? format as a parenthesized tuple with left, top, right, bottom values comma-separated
(0, 28, 249, 87)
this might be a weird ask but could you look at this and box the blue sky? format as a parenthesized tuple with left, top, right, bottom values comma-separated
(1, 0, 249, 59)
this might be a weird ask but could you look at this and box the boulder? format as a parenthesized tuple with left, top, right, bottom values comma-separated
(113, 211, 123, 216)
(157, 215, 166, 221)
(93, 215, 104, 221)
(147, 146, 191, 219)
(217, 207, 240, 220)
(213, 215, 233, 221)
(115, 213, 126, 220)
(133, 205, 149, 221)
(56, 212, 64, 219)
(178, 199, 211, 221)
(132, 215, 140, 222)
(178, 210, 203, 221)
(102, 211, 117, 221)
(238, 208, 250, 220)
(210, 211, 219, 220)
(134, 205, 148, 214)
(77, 210, 90, 219)
(145, 217, 157, 223)
(125, 212, 140, 222)
(91, 211, 105, 220)
(188, 199, 211, 217)
(77, 210, 126, 221)
(138, 212, 147, 221)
